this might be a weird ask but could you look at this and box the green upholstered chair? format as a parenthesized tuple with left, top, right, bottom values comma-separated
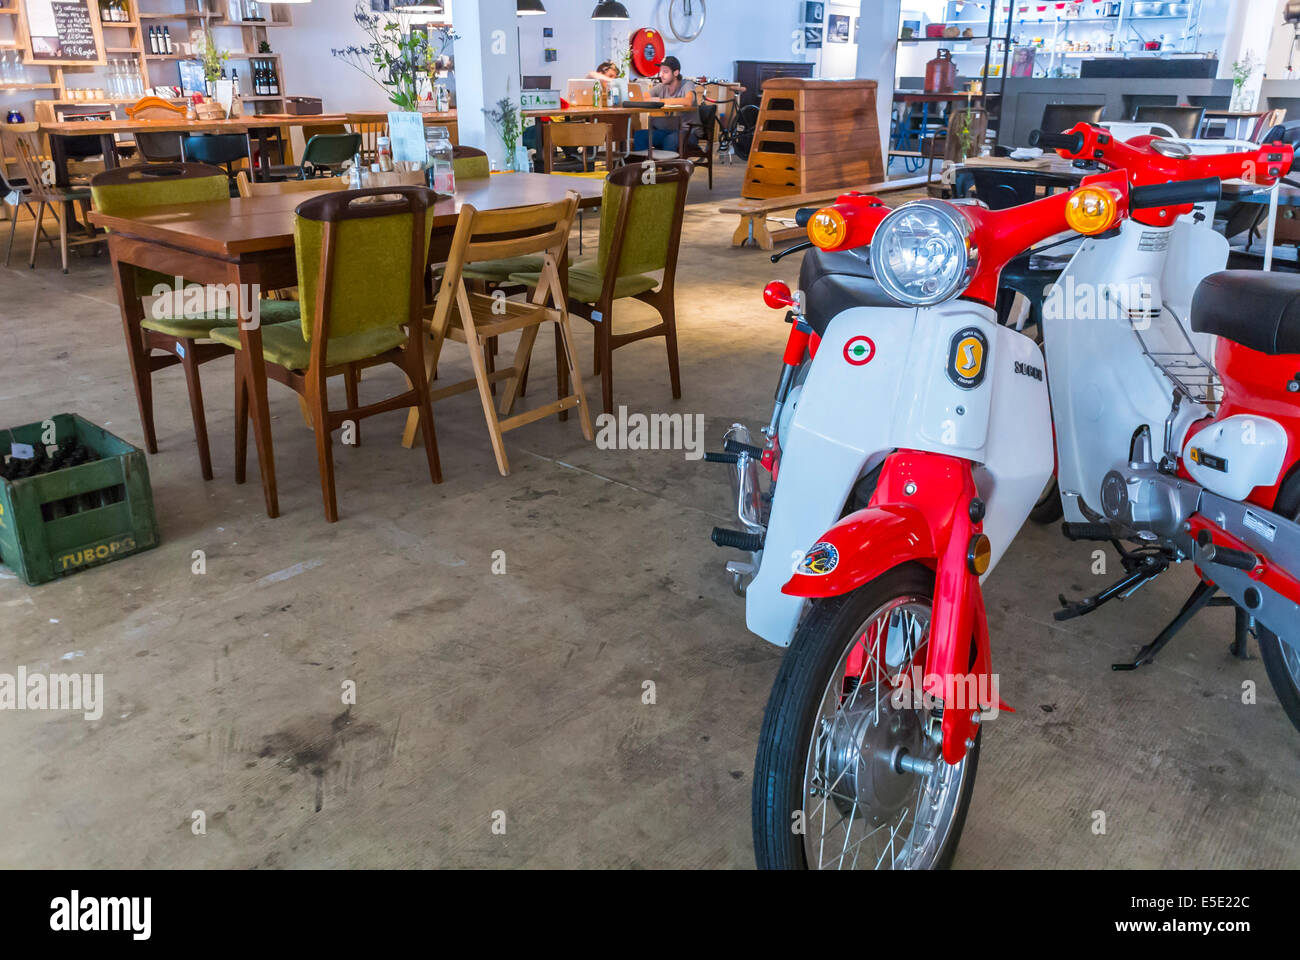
(509, 159, 692, 414)
(452, 144, 491, 181)
(211, 186, 441, 522)
(90, 162, 299, 480)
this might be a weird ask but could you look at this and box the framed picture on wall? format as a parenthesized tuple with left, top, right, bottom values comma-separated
(827, 14, 850, 42)
(804, 2, 824, 24)
(543, 27, 553, 38)
(804, 25, 823, 48)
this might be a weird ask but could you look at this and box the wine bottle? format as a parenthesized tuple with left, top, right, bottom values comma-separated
(164, 27, 173, 54)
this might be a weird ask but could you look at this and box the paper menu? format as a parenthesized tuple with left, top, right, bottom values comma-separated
(387, 111, 427, 166)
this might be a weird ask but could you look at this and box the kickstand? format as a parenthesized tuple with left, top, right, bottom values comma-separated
(1229, 602, 1255, 660)
(1055, 552, 1169, 621)
(1113, 580, 1218, 671)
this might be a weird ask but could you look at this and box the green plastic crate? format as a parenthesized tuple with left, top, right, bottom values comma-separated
(0, 414, 159, 586)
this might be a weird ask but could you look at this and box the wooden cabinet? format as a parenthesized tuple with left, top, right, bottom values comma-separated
(733, 60, 815, 111)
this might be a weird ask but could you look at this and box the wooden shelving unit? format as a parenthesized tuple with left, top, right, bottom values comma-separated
(2, 0, 293, 122)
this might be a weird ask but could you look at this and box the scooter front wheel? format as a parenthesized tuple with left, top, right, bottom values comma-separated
(752, 563, 979, 869)
(1257, 476, 1300, 736)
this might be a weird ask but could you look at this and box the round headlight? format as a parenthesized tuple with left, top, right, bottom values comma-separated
(869, 200, 977, 306)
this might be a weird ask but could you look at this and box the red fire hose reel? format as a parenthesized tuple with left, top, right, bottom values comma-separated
(630, 27, 665, 78)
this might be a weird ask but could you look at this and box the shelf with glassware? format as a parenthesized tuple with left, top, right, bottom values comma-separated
(896, 0, 1206, 79)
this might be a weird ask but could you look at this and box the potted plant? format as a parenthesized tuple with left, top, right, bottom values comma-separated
(197, 27, 229, 99)
(1231, 52, 1260, 112)
(484, 93, 525, 172)
(332, 2, 456, 112)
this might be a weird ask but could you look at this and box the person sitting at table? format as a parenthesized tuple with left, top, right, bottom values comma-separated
(586, 61, 621, 86)
(631, 56, 700, 154)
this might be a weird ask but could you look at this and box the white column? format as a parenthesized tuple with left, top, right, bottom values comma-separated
(856, 0, 902, 163)
(453, 0, 525, 169)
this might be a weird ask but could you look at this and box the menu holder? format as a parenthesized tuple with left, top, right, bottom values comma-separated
(387, 110, 427, 166)
(19, 0, 105, 66)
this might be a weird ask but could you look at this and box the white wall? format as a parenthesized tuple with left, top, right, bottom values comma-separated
(277, 0, 402, 113)
(516, 0, 598, 90)
(815, 0, 863, 79)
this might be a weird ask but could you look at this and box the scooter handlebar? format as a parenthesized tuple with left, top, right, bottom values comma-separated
(1029, 129, 1086, 155)
(1129, 176, 1221, 210)
(795, 208, 817, 228)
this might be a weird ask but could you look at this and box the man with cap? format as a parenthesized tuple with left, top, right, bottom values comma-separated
(631, 55, 700, 154)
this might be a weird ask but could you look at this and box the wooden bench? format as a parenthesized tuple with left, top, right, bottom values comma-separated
(720, 174, 932, 250)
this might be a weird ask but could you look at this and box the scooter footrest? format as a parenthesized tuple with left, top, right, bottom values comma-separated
(704, 451, 740, 464)
(711, 527, 764, 551)
(723, 438, 764, 459)
(1061, 522, 1116, 541)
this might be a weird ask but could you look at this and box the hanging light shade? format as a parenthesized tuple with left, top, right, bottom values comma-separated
(392, 0, 445, 13)
(590, 1, 629, 20)
(518, 0, 547, 13)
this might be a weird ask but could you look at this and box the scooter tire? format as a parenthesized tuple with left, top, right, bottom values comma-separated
(752, 562, 980, 869)
(1028, 475, 1063, 524)
(1257, 473, 1300, 736)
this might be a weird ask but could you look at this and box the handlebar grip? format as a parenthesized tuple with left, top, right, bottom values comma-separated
(795, 207, 817, 228)
(1198, 542, 1257, 572)
(1029, 129, 1085, 154)
(1129, 177, 1221, 210)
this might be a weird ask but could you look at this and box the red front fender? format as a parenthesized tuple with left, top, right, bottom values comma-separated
(782, 451, 1009, 763)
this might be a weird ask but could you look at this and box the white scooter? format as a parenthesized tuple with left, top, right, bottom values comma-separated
(709, 127, 1294, 869)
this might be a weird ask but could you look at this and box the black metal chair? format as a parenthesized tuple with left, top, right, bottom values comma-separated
(1040, 103, 1104, 136)
(1133, 104, 1206, 139)
(135, 131, 184, 163)
(681, 101, 718, 189)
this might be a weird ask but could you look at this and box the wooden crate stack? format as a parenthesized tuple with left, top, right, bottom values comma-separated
(741, 77, 884, 201)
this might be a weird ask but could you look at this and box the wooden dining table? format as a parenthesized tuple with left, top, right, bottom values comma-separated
(40, 114, 351, 187)
(87, 172, 606, 519)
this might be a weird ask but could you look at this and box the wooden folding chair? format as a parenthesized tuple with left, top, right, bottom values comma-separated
(3, 127, 100, 274)
(400, 193, 594, 475)
(345, 114, 388, 166)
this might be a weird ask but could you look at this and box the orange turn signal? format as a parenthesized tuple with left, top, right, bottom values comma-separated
(807, 207, 848, 250)
(1064, 186, 1120, 235)
(967, 534, 992, 576)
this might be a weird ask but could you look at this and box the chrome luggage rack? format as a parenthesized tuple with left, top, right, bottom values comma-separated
(1130, 301, 1221, 410)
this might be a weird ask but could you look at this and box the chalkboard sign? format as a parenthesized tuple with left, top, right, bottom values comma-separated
(20, 0, 105, 66)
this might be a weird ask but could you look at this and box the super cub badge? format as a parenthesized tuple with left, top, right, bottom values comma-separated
(797, 542, 839, 576)
(947, 327, 988, 389)
(843, 335, 876, 366)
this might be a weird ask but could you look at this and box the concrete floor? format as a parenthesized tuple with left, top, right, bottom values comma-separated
(2, 163, 1299, 869)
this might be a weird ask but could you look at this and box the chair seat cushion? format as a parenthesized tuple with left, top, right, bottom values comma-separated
(141, 298, 301, 339)
(507, 259, 658, 304)
(461, 254, 545, 283)
(210, 319, 406, 371)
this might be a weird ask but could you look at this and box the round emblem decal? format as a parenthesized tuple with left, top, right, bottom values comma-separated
(843, 335, 876, 366)
(797, 542, 840, 576)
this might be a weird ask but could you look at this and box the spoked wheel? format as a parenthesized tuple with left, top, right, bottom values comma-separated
(1257, 475, 1300, 735)
(735, 104, 760, 160)
(753, 564, 979, 869)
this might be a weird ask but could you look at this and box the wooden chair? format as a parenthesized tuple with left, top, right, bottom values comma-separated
(0, 124, 56, 267)
(509, 160, 691, 415)
(235, 170, 346, 198)
(545, 121, 618, 174)
(680, 102, 718, 189)
(91, 162, 301, 480)
(209, 186, 442, 521)
(125, 96, 188, 163)
(452, 144, 490, 180)
(3, 127, 99, 274)
(345, 114, 388, 166)
(400, 193, 593, 475)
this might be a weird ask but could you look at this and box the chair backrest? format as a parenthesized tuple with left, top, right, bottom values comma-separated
(548, 121, 615, 173)
(596, 160, 692, 286)
(134, 131, 184, 163)
(292, 186, 434, 349)
(953, 167, 1077, 211)
(125, 96, 187, 121)
(3, 130, 50, 201)
(90, 163, 230, 295)
(452, 144, 490, 180)
(236, 170, 346, 198)
(180, 133, 248, 166)
(435, 192, 580, 325)
(1133, 104, 1205, 139)
(1253, 108, 1288, 143)
(1040, 103, 1104, 136)
(345, 114, 388, 163)
(301, 122, 350, 140)
(697, 101, 719, 139)
(301, 132, 363, 170)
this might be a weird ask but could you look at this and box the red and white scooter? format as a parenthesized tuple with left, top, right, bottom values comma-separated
(710, 129, 1295, 869)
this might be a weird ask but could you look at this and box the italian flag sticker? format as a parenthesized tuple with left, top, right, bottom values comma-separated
(844, 335, 875, 366)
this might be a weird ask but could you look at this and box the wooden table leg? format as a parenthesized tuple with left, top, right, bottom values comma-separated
(49, 135, 70, 190)
(107, 237, 158, 454)
(235, 263, 279, 518)
(99, 134, 119, 171)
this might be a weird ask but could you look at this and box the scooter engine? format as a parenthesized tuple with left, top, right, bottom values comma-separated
(1099, 427, 1201, 541)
